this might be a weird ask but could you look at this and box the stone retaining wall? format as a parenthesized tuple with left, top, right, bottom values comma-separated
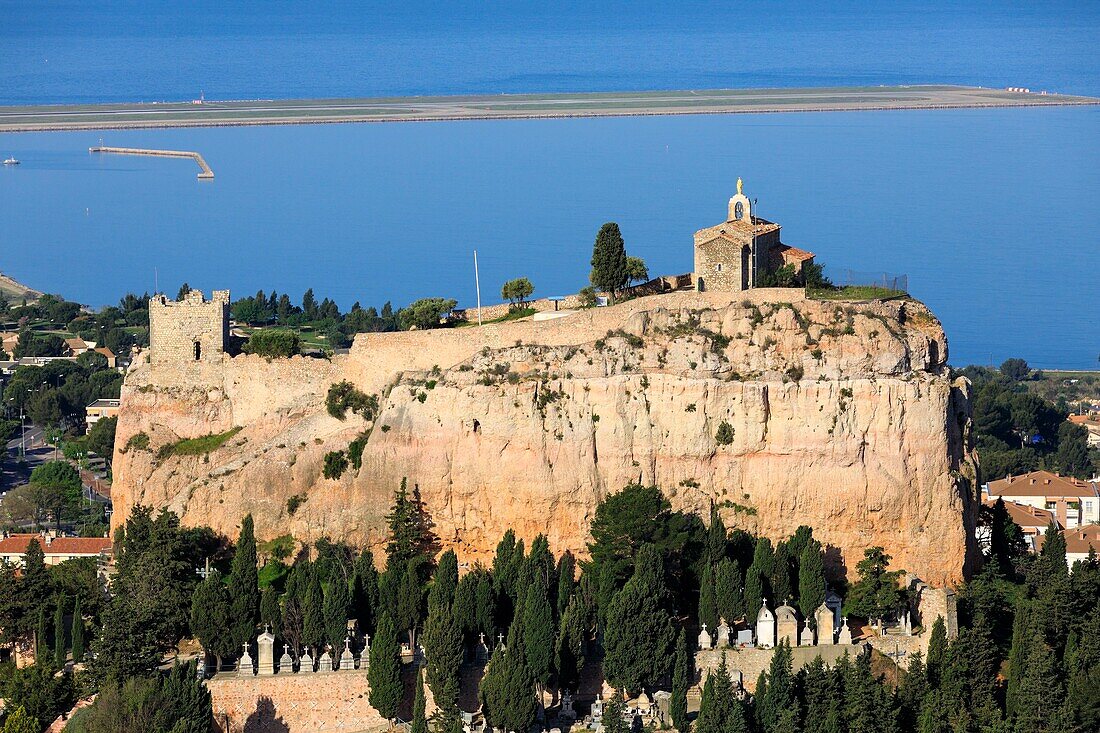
(696, 643, 864, 692)
(207, 670, 384, 733)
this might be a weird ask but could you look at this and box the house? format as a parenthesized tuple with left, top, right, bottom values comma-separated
(1068, 414, 1100, 448)
(0, 532, 113, 567)
(1036, 524, 1100, 568)
(85, 398, 120, 432)
(978, 499, 1058, 552)
(93, 346, 117, 368)
(985, 470, 1100, 528)
(693, 178, 815, 292)
(0, 331, 19, 355)
(64, 337, 94, 356)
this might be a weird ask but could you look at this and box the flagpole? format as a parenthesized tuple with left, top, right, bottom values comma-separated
(473, 250, 483, 326)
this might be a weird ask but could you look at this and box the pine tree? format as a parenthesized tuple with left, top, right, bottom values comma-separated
(590, 222, 629, 298)
(801, 657, 842, 733)
(70, 596, 84, 663)
(844, 652, 895, 733)
(715, 556, 744, 625)
(602, 545, 677, 693)
(897, 651, 927, 731)
(368, 612, 403, 721)
(696, 655, 748, 733)
(411, 668, 429, 733)
(227, 515, 260, 649)
(1, 705, 39, 733)
(1012, 621, 1064, 733)
(324, 575, 351, 657)
(798, 540, 826, 620)
(669, 629, 691, 733)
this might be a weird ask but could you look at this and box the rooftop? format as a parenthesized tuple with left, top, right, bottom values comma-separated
(985, 499, 1058, 529)
(0, 533, 112, 556)
(1036, 524, 1100, 556)
(987, 470, 1099, 499)
(695, 215, 781, 244)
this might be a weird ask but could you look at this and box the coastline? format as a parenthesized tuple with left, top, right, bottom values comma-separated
(2, 85, 1097, 133)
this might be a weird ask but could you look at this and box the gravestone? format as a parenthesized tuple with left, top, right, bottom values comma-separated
(321, 647, 335, 672)
(775, 604, 798, 647)
(838, 618, 853, 645)
(257, 626, 276, 676)
(736, 629, 754, 647)
(756, 599, 776, 649)
(341, 637, 356, 670)
(904, 611, 913, 637)
(815, 603, 836, 645)
(591, 693, 605, 723)
(716, 619, 731, 648)
(560, 690, 576, 721)
(697, 623, 713, 650)
(799, 620, 814, 647)
(476, 633, 489, 663)
(238, 642, 254, 677)
(278, 644, 294, 673)
(301, 647, 315, 673)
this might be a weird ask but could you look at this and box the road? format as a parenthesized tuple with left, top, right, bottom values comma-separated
(1, 85, 1097, 132)
(1, 424, 48, 497)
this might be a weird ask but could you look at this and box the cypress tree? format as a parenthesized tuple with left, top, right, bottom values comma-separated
(602, 545, 677, 693)
(844, 652, 894, 733)
(397, 558, 427, 647)
(759, 641, 796, 732)
(1012, 620, 1064, 733)
(771, 543, 793, 606)
(604, 690, 627, 733)
(190, 569, 234, 670)
(368, 612, 402, 721)
(696, 655, 748, 733)
(555, 592, 588, 692)
(897, 651, 927, 731)
(590, 222, 629, 298)
(411, 667, 429, 733)
(429, 549, 459, 610)
(475, 570, 496, 640)
(303, 566, 325, 653)
(522, 576, 555, 697)
(556, 552, 576, 621)
(260, 586, 281, 634)
(35, 607, 48, 662)
(706, 504, 728, 564)
(70, 596, 84, 663)
(351, 550, 379, 635)
(227, 515, 260, 649)
(479, 621, 536, 733)
(453, 571, 479, 640)
(694, 664, 719, 733)
(669, 629, 691, 732)
(324, 575, 351, 656)
(715, 557, 744, 624)
(798, 540, 826, 620)
(53, 595, 66, 668)
(699, 562, 718, 631)
(430, 678, 463, 733)
(925, 617, 947, 690)
(801, 657, 842, 733)
(744, 537, 774, 619)
(423, 592, 463, 709)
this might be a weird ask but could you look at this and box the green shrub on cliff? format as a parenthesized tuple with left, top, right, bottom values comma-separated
(325, 381, 378, 421)
(323, 450, 348, 480)
(242, 328, 301, 358)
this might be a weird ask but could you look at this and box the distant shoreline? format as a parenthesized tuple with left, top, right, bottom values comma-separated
(2, 85, 1097, 133)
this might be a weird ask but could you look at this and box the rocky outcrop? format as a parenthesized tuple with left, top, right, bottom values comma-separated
(112, 290, 979, 586)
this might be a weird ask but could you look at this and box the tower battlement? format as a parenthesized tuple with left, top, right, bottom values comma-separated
(148, 289, 230, 365)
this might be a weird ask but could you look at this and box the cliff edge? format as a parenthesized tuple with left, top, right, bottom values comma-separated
(112, 289, 979, 586)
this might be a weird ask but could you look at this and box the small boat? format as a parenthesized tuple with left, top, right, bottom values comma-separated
(2, 156, 19, 165)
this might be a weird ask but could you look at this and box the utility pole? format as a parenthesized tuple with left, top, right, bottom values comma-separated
(473, 250, 483, 326)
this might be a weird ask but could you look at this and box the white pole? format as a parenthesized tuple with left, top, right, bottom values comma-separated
(473, 250, 483, 326)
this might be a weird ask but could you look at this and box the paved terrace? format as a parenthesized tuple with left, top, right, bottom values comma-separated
(2, 85, 1097, 132)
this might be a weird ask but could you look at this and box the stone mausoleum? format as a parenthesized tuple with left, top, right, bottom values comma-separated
(693, 178, 815, 292)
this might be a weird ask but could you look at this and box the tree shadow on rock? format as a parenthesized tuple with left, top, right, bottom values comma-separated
(243, 696, 290, 733)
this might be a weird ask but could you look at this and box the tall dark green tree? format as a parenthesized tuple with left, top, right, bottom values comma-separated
(758, 641, 796, 732)
(303, 566, 325, 653)
(695, 654, 748, 733)
(260, 586, 281, 634)
(190, 569, 234, 670)
(70, 596, 84, 663)
(227, 515, 260, 649)
(324, 574, 351, 656)
(844, 652, 895, 733)
(926, 616, 948, 691)
(590, 222, 629, 298)
(744, 536, 774, 619)
(771, 542, 794, 606)
(699, 562, 718, 631)
(522, 576, 555, 700)
(423, 587, 463, 710)
(351, 549, 379, 635)
(798, 540, 826, 620)
(555, 592, 589, 693)
(556, 552, 576, 622)
(53, 595, 66, 667)
(669, 629, 691, 733)
(368, 612, 402, 721)
(714, 556, 744, 624)
(479, 621, 537, 733)
(602, 545, 677, 693)
(846, 547, 905, 623)
(411, 668, 429, 733)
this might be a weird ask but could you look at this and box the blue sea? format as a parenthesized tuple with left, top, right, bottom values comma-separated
(1, 1, 1098, 368)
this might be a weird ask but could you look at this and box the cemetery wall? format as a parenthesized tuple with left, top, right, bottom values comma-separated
(113, 289, 979, 587)
(696, 644, 862, 693)
(207, 671, 383, 733)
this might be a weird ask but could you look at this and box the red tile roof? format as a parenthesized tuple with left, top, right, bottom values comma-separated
(772, 243, 816, 262)
(1036, 524, 1100, 556)
(985, 499, 1058, 529)
(987, 470, 1099, 499)
(0, 535, 111, 556)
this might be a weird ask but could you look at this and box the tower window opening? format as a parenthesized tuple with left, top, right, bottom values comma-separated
(193, 341, 201, 361)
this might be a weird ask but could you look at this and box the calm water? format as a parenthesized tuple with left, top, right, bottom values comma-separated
(1, 2, 1099, 368)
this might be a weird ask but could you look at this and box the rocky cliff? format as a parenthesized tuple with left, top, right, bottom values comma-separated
(112, 289, 979, 586)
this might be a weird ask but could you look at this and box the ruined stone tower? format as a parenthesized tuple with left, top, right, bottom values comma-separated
(148, 289, 230, 366)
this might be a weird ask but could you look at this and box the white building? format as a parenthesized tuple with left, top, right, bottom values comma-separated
(985, 471, 1100, 529)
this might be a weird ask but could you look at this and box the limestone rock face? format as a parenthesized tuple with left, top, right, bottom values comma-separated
(112, 290, 979, 586)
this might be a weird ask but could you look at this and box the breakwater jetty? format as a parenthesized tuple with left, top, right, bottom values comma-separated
(6, 85, 1097, 132)
(89, 146, 213, 179)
